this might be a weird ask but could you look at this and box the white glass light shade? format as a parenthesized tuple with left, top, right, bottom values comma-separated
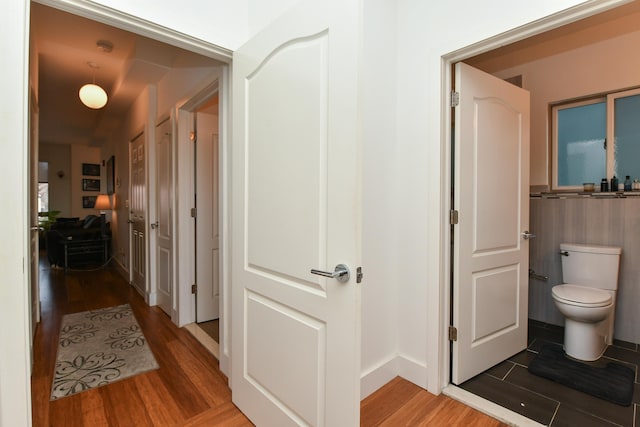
(79, 83, 108, 109)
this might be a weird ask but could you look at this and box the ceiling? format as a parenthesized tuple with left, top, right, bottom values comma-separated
(31, 3, 223, 146)
(466, 1, 640, 73)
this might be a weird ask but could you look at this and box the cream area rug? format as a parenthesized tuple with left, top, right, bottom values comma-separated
(50, 304, 159, 400)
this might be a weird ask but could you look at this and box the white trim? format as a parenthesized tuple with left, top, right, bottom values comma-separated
(184, 323, 220, 359)
(360, 354, 428, 401)
(173, 73, 230, 376)
(360, 356, 398, 400)
(33, 0, 232, 62)
(434, 0, 631, 403)
(443, 385, 546, 427)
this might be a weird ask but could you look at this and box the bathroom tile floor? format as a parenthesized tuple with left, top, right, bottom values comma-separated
(460, 320, 640, 426)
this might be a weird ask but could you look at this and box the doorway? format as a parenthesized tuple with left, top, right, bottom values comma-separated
(442, 1, 640, 425)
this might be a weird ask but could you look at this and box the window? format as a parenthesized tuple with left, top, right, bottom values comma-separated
(552, 88, 640, 190)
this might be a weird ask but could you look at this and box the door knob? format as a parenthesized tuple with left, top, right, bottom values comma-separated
(522, 231, 536, 240)
(310, 264, 350, 283)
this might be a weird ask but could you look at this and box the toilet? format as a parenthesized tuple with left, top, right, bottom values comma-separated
(551, 243, 622, 361)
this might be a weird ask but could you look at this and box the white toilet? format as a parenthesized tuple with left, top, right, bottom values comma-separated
(551, 243, 622, 361)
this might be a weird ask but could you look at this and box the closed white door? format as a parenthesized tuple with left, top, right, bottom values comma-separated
(130, 132, 146, 296)
(231, 0, 362, 425)
(452, 62, 531, 384)
(195, 109, 219, 322)
(155, 119, 174, 316)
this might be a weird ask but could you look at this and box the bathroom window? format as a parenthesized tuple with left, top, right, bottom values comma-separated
(551, 87, 640, 191)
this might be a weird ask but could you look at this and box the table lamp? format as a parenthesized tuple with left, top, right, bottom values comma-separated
(94, 194, 111, 236)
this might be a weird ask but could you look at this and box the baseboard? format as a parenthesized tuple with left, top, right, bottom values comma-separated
(360, 356, 398, 400)
(147, 291, 157, 306)
(397, 354, 428, 390)
(360, 354, 428, 400)
(184, 323, 220, 359)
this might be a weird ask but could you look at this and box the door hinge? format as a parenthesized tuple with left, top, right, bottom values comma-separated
(190, 208, 197, 218)
(450, 209, 459, 225)
(451, 91, 460, 108)
(449, 325, 458, 342)
(356, 266, 363, 284)
(191, 284, 197, 294)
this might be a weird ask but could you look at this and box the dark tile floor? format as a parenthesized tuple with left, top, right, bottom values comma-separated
(460, 320, 640, 426)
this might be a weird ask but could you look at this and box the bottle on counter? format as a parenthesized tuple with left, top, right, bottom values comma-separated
(601, 178, 609, 192)
(611, 175, 619, 192)
(625, 176, 632, 191)
(634, 179, 640, 191)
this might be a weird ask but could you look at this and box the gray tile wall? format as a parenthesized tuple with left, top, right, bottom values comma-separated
(529, 197, 640, 344)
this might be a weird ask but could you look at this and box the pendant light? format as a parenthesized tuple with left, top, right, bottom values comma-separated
(79, 62, 108, 109)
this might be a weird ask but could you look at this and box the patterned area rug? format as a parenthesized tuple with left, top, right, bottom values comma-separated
(50, 304, 159, 400)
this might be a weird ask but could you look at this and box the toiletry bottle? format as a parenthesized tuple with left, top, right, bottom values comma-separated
(601, 178, 609, 192)
(625, 175, 632, 191)
(611, 175, 618, 192)
(634, 179, 640, 191)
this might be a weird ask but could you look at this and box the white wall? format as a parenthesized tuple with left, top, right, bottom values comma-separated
(91, 0, 248, 50)
(359, 0, 403, 398)
(485, 29, 640, 187)
(395, 0, 598, 393)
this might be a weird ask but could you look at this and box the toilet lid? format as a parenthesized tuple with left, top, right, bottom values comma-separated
(552, 284, 612, 307)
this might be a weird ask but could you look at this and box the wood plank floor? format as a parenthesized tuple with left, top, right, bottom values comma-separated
(32, 258, 507, 426)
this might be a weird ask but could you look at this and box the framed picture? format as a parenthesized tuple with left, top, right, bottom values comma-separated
(82, 195, 97, 209)
(82, 163, 100, 176)
(106, 156, 115, 195)
(82, 178, 100, 192)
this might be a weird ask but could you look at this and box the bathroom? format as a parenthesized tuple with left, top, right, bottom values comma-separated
(456, 4, 640, 425)
(528, 197, 640, 349)
(464, 3, 640, 347)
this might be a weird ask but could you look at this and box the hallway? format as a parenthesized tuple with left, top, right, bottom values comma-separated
(31, 257, 507, 426)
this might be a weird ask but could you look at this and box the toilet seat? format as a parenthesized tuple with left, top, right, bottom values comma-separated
(552, 284, 612, 308)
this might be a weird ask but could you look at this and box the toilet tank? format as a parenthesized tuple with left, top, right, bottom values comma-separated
(560, 243, 622, 291)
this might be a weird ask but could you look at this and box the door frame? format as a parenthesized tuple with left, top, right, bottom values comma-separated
(435, 0, 629, 416)
(34, 0, 233, 377)
(175, 75, 230, 375)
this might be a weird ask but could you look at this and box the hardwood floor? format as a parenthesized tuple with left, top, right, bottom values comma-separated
(32, 258, 506, 426)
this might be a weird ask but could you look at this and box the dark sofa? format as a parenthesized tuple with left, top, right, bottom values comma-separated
(46, 215, 111, 268)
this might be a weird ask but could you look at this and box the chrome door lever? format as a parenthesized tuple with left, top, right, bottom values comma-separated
(522, 231, 536, 240)
(310, 264, 350, 283)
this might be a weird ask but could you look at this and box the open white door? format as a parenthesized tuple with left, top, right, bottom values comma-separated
(231, 0, 362, 425)
(452, 62, 530, 384)
(195, 109, 219, 322)
(155, 118, 174, 316)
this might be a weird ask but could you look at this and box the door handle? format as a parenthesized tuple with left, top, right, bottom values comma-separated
(310, 264, 350, 283)
(150, 221, 159, 229)
(521, 231, 536, 240)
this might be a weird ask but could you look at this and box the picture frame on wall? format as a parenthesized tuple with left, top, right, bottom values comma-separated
(82, 195, 97, 208)
(82, 178, 100, 192)
(82, 163, 100, 176)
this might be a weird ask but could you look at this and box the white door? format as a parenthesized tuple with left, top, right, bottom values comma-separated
(130, 132, 147, 296)
(452, 62, 530, 384)
(231, 0, 362, 425)
(195, 111, 219, 322)
(155, 119, 174, 316)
